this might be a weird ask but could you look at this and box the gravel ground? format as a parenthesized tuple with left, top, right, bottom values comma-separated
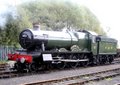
(85, 76, 120, 85)
(0, 64, 120, 85)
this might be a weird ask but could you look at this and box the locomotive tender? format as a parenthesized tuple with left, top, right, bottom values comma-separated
(8, 28, 117, 71)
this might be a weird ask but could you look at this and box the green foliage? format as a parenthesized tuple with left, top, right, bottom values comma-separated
(17, 0, 105, 35)
(16, 7, 32, 31)
(0, 14, 20, 47)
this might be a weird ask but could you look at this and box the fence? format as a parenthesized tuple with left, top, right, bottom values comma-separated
(0, 46, 16, 61)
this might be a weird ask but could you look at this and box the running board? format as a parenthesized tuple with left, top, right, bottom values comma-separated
(60, 59, 89, 62)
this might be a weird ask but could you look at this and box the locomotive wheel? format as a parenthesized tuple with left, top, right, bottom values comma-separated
(14, 63, 21, 72)
(44, 63, 53, 70)
(102, 55, 107, 64)
(106, 55, 110, 64)
(81, 54, 89, 67)
(57, 62, 66, 69)
(95, 55, 104, 65)
(69, 55, 79, 68)
(108, 55, 114, 64)
(57, 49, 67, 69)
(96, 58, 100, 65)
(98, 55, 102, 65)
(92, 55, 99, 65)
(14, 62, 24, 72)
(29, 62, 38, 72)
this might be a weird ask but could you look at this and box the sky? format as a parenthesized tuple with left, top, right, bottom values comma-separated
(0, 0, 120, 47)
(71, 0, 120, 47)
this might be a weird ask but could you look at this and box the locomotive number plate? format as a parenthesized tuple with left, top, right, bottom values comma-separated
(42, 54, 52, 61)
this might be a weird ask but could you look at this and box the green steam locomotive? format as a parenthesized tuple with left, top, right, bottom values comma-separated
(8, 28, 117, 71)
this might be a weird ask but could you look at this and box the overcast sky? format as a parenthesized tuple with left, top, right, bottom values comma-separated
(72, 0, 120, 36)
(0, 0, 120, 47)
(71, 0, 120, 47)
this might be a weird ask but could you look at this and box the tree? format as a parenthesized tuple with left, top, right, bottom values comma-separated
(17, 0, 105, 35)
(16, 7, 32, 31)
(1, 14, 20, 47)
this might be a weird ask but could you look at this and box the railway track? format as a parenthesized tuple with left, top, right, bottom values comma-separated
(0, 62, 120, 85)
(21, 67, 120, 85)
(0, 64, 7, 71)
(0, 57, 120, 79)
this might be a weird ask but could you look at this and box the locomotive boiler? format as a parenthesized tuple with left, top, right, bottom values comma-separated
(19, 28, 88, 51)
(8, 28, 117, 72)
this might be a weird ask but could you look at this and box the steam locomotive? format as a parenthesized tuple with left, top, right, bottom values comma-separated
(8, 28, 117, 71)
